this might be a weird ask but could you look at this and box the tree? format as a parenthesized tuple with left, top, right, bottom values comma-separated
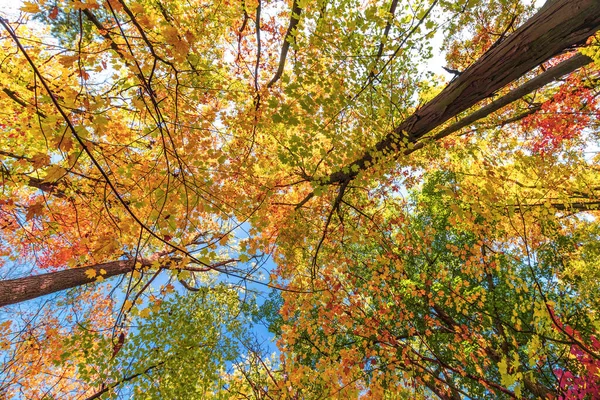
(2, 276, 260, 399)
(275, 171, 600, 398)
(1, 0, 600, 397)
(0, 259, 145, 307)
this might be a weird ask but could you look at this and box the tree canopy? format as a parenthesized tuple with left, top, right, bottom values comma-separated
(1, 0, 600, 398)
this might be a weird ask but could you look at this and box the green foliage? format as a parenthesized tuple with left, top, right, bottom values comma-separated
(1, 0, 600, 398)
(66, 286, 252, 398)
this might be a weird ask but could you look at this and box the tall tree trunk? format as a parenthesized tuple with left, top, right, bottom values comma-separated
(323, 0, 600, 185)
(405, 53, 593, 155)
(0, 259, 150, 308)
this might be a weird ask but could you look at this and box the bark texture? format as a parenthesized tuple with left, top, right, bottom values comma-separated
(323, 0, 600, 185)
(405, 53, 593, 155)
(0, 259, 150, 307)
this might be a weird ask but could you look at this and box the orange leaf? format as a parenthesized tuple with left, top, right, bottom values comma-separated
(49, 6, 58, 20)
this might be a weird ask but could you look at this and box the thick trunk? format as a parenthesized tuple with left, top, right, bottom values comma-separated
(323, 0, 600, 185)
(0, 259, 150, 307)
(405, 53, 593, 155)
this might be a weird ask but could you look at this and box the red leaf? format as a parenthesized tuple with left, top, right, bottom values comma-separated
(49, 6, 58, 20)
(111, 332, 125, 359)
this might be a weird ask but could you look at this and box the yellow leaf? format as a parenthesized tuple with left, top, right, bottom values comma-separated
(139, 308, 151, 318)
(58, 54, 79, 68)
(199, 256, 210, 265)
(130, 2, 145, 14)
(514, 382, 522, 398)
(43, 165, 66, 182)
(178, 270, 191, 280)
(84, 269, 97, 279)
(179, 256, 191, 269)
(498, 356, 516, 387)
(20, 2, 41, 13)
(123, 300, 133, 311)
(163, 26, 180, 46)
(99, 268, 107, 275)
(30, 153, 50, 169)
(72, 0, 100, 10)
(93, 235, 120, 256)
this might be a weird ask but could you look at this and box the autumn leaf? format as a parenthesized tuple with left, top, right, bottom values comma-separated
(30, 153, 50, 169)
(20, 2, 40, 13)
(84, 269, 97, 279)
(25, 202, 44, 221)
(139, 308, 151, 318)
(49, 6, 59, 20)
(0, 0, 599, 398)
(123, 300, 133, 311)
(111, 332, 125, 359)
(72, 0, 100, 10)
(43, 165, 67, 182)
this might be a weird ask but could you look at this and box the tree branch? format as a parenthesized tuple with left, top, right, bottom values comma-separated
(320, 0, 600, 185)
(0, 259, 151, 308)
(267, 0, 301, 88)
(405, 53, 592, 155)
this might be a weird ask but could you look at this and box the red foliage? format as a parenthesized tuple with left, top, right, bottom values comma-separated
(549, 306, 600, 399)
(556, 336, 600, 399)
(522, 75, 599, 154)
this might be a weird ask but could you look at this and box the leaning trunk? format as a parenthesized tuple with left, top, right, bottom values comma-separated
(0, 259, 150, 307)
(324, 0, 600, 185)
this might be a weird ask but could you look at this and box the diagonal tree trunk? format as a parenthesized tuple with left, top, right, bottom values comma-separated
(322, 0, 600, 185)
(405, 53, 593, 155)
(0, 259, 150, 308)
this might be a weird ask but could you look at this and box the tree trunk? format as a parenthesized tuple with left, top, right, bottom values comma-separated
(0, 259, 150, 308)
(405, 53, 593, 155)
(323, 0, 600, 185)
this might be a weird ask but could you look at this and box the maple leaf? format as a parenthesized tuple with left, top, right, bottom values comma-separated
(49, 6, 59, 20)
(111, 332, 125, 359)
(20, 2, 40, 13)
(43, 165, 67, 183)
(0, 0, 599, 398)
(30, 153, 50, 169)
(25, 202, 44, 221)
(138, 308, 151, 318)
(84, 269, 97, 279)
